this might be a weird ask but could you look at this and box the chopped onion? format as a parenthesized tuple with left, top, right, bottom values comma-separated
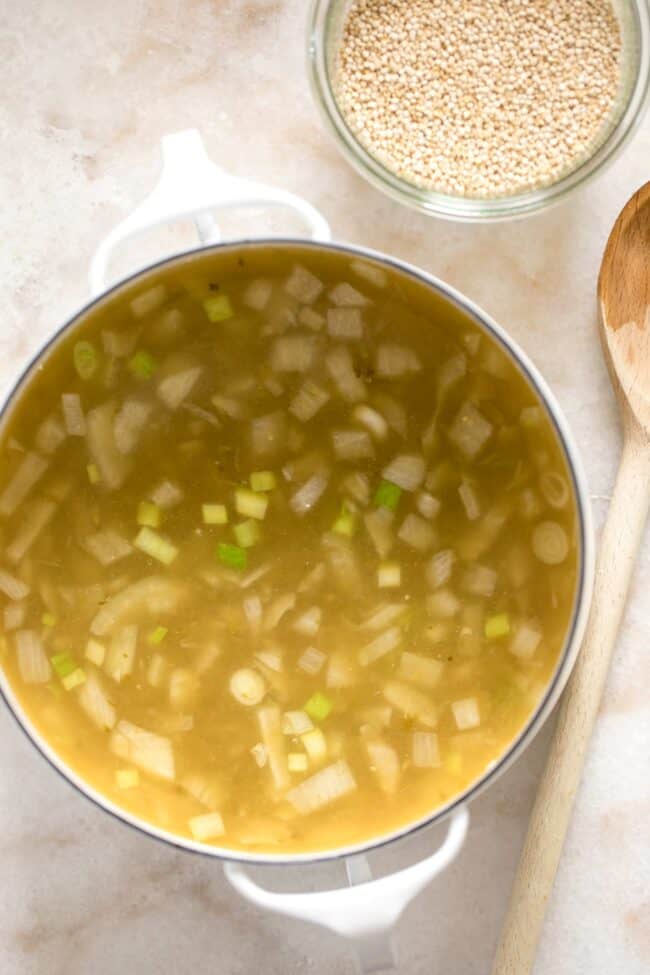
(327, 307, 363, 340)
(290, 472, 329, 515)
(540, 472, 570, 510)
(325, 346, 366, 402)
(0, 452, 48, 517)
(326, 648, 357, 688)
(363, 734, 400, 794)
(87, 402, 130, 489)
(383, 680, 437, 727)
(358, 626, 402, 666)
(352, 404, 388, 441)
(382, 454, 425, 491)
(361, 602, 407, 631)
(264, 593, 296, 631)
(375, 343, 421, 378)
(211, 393, 245, 420)
(372, 393, 407, 438)
(61, 394, 86, 436)
(463, 332, 481, 356)
(110, 720, 175, 781)
(289, 380, 329, 422)
(157, 366, 201, 410)
(301, 727, 327, 762)
(244, 278, 273, 311)
(363, 507, 394, 558)
(323, 532, 361, 590)
(35, 415, 67, 455)
(331, 428, 374, 461)
(519, 488, 542, 521)
(378, 561, 401, 588)
(150, 480, 184, 510)
(230, 668, 266, 705)
(90, 575, 186, 636)
(243, 595, 262, 631)
(169, 668, 199, 711)
(329, 282, 369, 307)
(452, 697, 481, 730)
(251, 411, 287, 457)
(462, 563, 498, 597)
(416, 491, 440, 520)
(458, 501, 511, 560)
(4, 601, 26, 631)
(270, 334, 317, 372)
(257, 705, 289, 790)
(426, 549, 455, 589)
(188, 811, 225, 842)
(448, 402, 493, 459)
(397, 513, 436, 551)
(342, 471, 370, 506)
(282, 710, 314, 735)
(286, 759, 356, 814)
(6, 498, 56, 564)
(113, 398, 153, 455)
(298, 646, 326, 675)
(105, 624, 138, 683)
(78, 672, 116, 730)
(85, 638, 105, 666)
(412, 731, 441, 768)
(102, 329, 138, 358)
(292, 606, 321, 637)
(298, 306, 325, 330)
(130, 284, 167, 318)
(251, 742, 268, 767)
(532, 520, 569, 564)
(438, 354, 467, 398)
(458, 481, 481, 521)
(0, 568, 30, 601)
(399, 651, 444, 689)
(83, 530, 133, 567)
(298, 561, 326, 593)
(16, 630, 51, 684)
(426, 588, 460, 618)
(239, 562, 272, 589)
(147, 653, 168, 688)
(284, 265, 323, 304)
(254, 649, 284, 673)
(510, 620, 543, 659)
(350, 259, 387, 288)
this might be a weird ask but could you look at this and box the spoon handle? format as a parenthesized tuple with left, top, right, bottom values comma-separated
(491, 430, 650, 975)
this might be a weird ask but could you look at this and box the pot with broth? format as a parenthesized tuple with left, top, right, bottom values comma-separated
(0, 245, 579, 855)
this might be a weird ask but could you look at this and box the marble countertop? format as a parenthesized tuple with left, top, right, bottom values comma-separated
(1, 2, 648, 973)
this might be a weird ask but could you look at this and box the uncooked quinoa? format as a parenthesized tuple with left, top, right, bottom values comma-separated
(333, 0, 623, 198)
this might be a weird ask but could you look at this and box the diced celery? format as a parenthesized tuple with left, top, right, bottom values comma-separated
(41, 612, 56, 627)
(301, 727, 327, 762)
(288, 753, 309, 773)
(332, 501, 358, 537)
(202, 503, 228, 525)
(86, 463, 101, 484)
(137, 500, 162, 528)
(373, 480, 402, 510)
(304, 691, 333, 722)
(148, 625, 168, 646)
(128, 349, 158, 379)
(202, 294, 233, 322)
(217, 542, 247, 570)
(134, 526, 178, 565)
(235, 487, 268, 521)
(233, 519, 261, 548)
(73, 341, 99, 380)
(62, 667, 86, 691)
(250, 471, 276, 492)
(484, 612, 511, 639)
(115, 768, 140, 789)
(51, 652, 77, 678)
(85, 639, 105, 666)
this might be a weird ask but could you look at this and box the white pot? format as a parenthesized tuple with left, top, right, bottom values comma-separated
(0, 130, 595, 974)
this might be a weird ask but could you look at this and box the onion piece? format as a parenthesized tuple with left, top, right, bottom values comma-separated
(230, 668, 266, 705)
(352, 404, 388, 441)
(244, 278, 273, 311)
(329, 282, 369, 307)
(282, 710, 314, 736)
(35, 415, 67, 455)
(157, 366, 201, 410)
(416, 491, 441, 520)
(16, 630, 51, 684)
(397, 513, 436, 551)
(90, 576, 186, 636)
(270, 334, 317, 372)
(289, 381, 329, 422)
(61, 394, 87, 436)
(372, 393, 407, 438)
(342, 471, 370, 507)
(87, 402, 130, 489)
(6, 498, 56, 564)
(286, 760, 356, 814)
(447, 402, 493, 459)
(323, 532, 361, 590)
(327, 307, 363, 340)
(331, 428, 374, 461)
(264, 593, 296, 631)
(509, 620, 543, 659)
(284, 265, 323, 304)
(0, 452, 48, 517)
(358, 626, 402, 666)
(211, 393, 245, 420)
(251, 743, 268, 767)
(326, 648, 357, 688)
(363, 735, 400, 794)
(0, 568, 30, 601)
(350, 259, 387, 288)
(375, 344, 421, 378)
(298, 561, 326, 593)
(150, 480, 184, 510)
(188, 812, 225, 842)
(250, 411, 287, 457)
(363, 507, 394, 558)
(540, 472, 570, 510)
(110, 720, 175, 781)
(325, 346, 366, 402)
(361, 602, 407, 631)
(383, 680, 437, 727)
(452, 698, 481, 730)
(105, 624, 138, 683)
(298, 306, 325, 331)
(398, 651, 444, 689)
(83, 530, 133, 567)
(257, 705, 289, 790)
(298, 646, 326, 675)
(130, 284, 167, 318)
(382, 454, 425, 491)
(113, 399, 154, 455)
(292, 606, 322, 637)
(426, 549, 455, 589)
(426, 588, 460, 618)
(412, 731, 441, 768)
(255, 649, 284, 673)
(462, 563, 498, 597)
(4, 601, 26, 631)
(102, 329, 138, 358)
(78, 672, 116, 730)
(458, 481, 481, 521)
(243, 596, 263, 632)
(290, 472, 329, 515)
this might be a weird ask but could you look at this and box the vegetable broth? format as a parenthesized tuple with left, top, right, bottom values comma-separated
(0, 245, 579, 853)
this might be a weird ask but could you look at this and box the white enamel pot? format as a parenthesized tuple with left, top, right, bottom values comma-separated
(0, 130, 595, 974)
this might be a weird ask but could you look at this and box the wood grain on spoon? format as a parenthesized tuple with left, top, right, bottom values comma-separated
(491, 183, 650, 975)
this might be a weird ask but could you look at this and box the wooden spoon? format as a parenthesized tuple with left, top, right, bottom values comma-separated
(491, 184, 650, 974)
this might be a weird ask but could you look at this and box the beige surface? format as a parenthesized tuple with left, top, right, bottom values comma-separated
(0, 2, 648, 973)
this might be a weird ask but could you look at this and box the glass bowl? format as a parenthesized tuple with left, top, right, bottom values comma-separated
(307, 0, 650, 221)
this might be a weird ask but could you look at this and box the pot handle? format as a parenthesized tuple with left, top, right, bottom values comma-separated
(89, 129, 331, 296)
(224, 805, 469, 973)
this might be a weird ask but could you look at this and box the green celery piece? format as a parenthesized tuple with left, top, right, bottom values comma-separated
(373, 480, 402, 510)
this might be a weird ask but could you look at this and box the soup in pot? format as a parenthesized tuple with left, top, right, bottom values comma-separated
(0, 246, 579, 853)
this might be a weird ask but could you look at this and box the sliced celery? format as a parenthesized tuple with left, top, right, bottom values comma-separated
(217, 542, 247, 570)
(233, 519, 261, 548)
(128, 349, 158, 379)
(202, 294, 233, 322)
(235, 487, 268, 521)
(73, 341, 99, 380)
(250, 471, 276, 492)
(41, 612, 56, 627)
(137, 500, 162, 528)
(373, 480, 402, 510)
(332, 501, 358, 537)
(86, 463, 101, 485)
(484, 612, 511, 639)
(51, 652, 77, 678)
(148, 625, 168, 646)
(202, 503, 228, 525)
(62, 668, 86, 691)
(134, 526, 178, 565)
(304, 691, 332, 722)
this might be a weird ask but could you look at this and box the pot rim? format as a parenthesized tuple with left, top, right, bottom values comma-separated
(0, 237, 595, 865)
